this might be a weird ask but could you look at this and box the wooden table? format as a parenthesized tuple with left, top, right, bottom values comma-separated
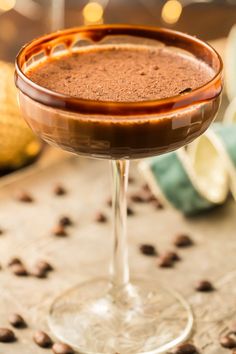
(0, 154, 235, 353)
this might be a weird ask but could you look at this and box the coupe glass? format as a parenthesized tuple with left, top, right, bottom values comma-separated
(15, 25, 223, 354)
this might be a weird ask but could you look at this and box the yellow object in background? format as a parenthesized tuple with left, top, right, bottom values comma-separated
(0, 61, 41, 172)
(161, 0, 182, 25)
(83, 2, 104, 25)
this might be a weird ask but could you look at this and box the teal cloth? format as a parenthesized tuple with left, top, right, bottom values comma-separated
(150, 152, 214, 215)
(213, 123, 236, 166)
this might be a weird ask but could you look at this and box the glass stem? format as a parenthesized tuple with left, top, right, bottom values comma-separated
(110, 160, 130, 289)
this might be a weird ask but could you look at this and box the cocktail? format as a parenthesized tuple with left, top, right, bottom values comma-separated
(15, 25, 223, 354)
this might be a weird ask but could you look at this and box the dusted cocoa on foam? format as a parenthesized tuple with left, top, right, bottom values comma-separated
(27, 45, 214, 102)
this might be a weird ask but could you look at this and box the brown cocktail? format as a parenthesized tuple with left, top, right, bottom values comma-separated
(15, 25, 223, 354)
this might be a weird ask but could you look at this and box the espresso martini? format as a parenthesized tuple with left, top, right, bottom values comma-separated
(16, 26, 223, 354)
(24, 45, 217, 159)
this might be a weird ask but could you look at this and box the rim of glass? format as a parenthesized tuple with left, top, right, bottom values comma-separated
(15, 24, 223, 116)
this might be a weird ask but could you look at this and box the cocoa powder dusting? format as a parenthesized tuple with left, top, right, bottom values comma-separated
(27, 45, 214, 102)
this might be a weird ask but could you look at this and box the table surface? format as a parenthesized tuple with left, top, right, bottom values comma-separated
(0, 154, 235, 354)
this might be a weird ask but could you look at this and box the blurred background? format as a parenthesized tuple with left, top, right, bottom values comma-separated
(0, 0, 234, 180)
(0, 0, 236, 62)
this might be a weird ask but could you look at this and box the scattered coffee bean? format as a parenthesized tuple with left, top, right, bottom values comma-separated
(52, 342, 74, 354)
(195, 280, 214, 292)
(128, 176, 135, 184)
(16, 191, 33, 203)
(52, 225, 68, 237)
(95, 212, 107, 223)
(130, 193, 148, 203)
(11, 263, 28, 276)
(8, 257, 22, 267)
(54, 184, 67, 196)
(146, 194, 158, 203)
(158, 254, 174, 268)
(33, 331, 53, 348)
(0, 229, 4, 235)
(220, 335, 236, 349)
(171, 342, 198, 353)
(106, 197, 112, 207)
(163, 251, 180, 262)
(30, 266, 47, 279)
(127, 206, 134, 216)
(173, 234, 193, 248)
(153, 199, 164, 209)
(179, 87, 192, 94)
(0, 328, 16, 343)
(35, 260, 53, 273)
(59, 216, 73, 227)
(9, 314, 26, 328)
(140, 244, 157, 256)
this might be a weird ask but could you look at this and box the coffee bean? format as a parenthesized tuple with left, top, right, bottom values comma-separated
(163, 251, 180, 262)
(33, 331, 53, 348)
(0, 328, 15, 342)
(158, 254, 174, 268)
(9, 314, 26, 328)
(153, 199, 164, 209)
(128, 176, 135, 184)
(195, 280, 214, 292)
(146, 194, 158, 203)
(153, 65, 159, 70)
(11, 263, 28, 276)
(220, 335, 236, 349)
(16, 191, 33, 203)
(52, 342, 74, 354)
(140, 244, 157, 256)
(52, 225, 68, 237)
(127, 206, 134, 216)
(54, 184, 67, 196)
(173, 234, 193, 248)
(0, 229, 4, 235)
(59, 216, 73, 227)
(8, 257, 22, 267)
(171, 342, 198, 353)
(106, 197, 112, 207)
(95, 212, 107, 223)
(35, 260, 53, 273)
(179, 88, 192, 94)
(130, 193, 148, 203)
(30, 266, 47, 279)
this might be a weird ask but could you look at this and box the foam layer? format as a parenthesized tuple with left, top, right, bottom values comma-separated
(27, 45, 214, 102)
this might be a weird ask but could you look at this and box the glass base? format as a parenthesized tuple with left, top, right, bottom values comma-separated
(48, 278, 193, 354)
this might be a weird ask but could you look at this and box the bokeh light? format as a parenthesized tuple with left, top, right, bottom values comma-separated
(83, 2, 104, 24)
(162, 0, 183, 25)
(0, 0, 16, 12)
